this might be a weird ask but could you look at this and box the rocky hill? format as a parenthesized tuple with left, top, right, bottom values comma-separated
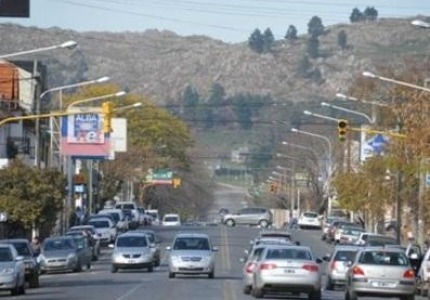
(1, 17, 430, 106)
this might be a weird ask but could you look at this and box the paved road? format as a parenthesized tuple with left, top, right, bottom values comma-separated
(3, 184, 426, 299)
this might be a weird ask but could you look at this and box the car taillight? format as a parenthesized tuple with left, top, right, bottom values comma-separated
(403, 269, 415, 279)
(260, 263, 277, 270)
(303, 264, 319, 272)
(245, 262, 255, 273)
(352, 266, 365, 276)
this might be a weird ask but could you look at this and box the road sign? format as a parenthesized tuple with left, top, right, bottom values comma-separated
(152, 169, 173, 185)
(426, 172, 430, 187)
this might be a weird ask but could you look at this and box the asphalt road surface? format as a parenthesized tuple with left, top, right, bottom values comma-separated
(4, 184, 426, 300)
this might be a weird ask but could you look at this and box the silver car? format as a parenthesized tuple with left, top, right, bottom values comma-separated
(324, 246, 359, 290)
(242, 245, 265, 294)
(252, 245, 322, 299)
(223, 207, 272, 228)
(167, 233, 217, 278)
(110, 232, 154, 273)
(0, 244, 26, 296)
(133, 229, 161, 267)
(345, 247, 416, 300)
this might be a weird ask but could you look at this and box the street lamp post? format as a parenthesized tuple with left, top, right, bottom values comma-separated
(321, 102, 374, 124)
(363, 71, 430, 94)
(0, 40, 78, 59)
(67, 91, 127, 110)
(291, 128, 333, 215)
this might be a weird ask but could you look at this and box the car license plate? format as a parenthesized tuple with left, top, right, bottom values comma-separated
(128, 260, 135, 263)
(283, 269, 295, 274)
(372, 281, 395, 288)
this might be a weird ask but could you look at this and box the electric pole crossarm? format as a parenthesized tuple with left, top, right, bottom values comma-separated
(349, 127, 406, 138)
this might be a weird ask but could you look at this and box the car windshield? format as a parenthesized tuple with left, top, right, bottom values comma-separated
(359, 251, 409, 266)
(173, 237, 210, 250)
(303, 213, 318, 218)
(334, 250, 357, 262)
(0, 248, 13, 262)
(88, 220, 110, 228)
(145, 233, 155, 243)
(165, 216, 178, 222)
(342, 228, 364, 236)
(43, 239, 75, 251)
(265, 248, 312, 260)
(117, 236, 147, 247)
(11, 242, 31, 256)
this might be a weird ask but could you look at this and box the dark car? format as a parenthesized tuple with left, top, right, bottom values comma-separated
(0, 239, 39, 288)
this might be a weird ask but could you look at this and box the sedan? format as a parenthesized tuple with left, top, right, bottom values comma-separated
(167, 233, 217, 278)
(0, 244, 26, 296)
(110, 232, 154, 273)
(345, 247, 416, 300)
(252, 245, 322, 299)
(133, 229, 161, 267)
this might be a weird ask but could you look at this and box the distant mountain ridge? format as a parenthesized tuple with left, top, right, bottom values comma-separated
(0, 17, 429, 105)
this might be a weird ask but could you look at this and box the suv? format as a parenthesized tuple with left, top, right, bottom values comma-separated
(0, 239, 39, 288)
(115, 202, 140, 224)
(222, 207, 272, 228)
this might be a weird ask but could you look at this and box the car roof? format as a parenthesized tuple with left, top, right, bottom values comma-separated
(89, 217, 112, 222)
(0, 238, 29, 243)
(359, 246, 404, 253)
(117, 232, 148, 238)
(262, 244, 311, 251)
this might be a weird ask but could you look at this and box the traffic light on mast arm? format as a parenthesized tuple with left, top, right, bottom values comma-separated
(102, 101, 114, 133)
(270, 182, 278, 193)
(338, 119, 348, 142)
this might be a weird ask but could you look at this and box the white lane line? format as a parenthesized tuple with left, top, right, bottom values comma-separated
(115, 279, 146, 300)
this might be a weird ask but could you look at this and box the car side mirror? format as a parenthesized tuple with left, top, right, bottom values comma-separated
(15, 256, 24, 261)
(212, 247, 219, 252)
(165, 246, 172, 251)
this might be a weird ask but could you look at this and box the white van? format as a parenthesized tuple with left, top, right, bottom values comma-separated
(115, 201, 139, 222)
(162, 214, 181, 226)
(146, 209, 160, 225)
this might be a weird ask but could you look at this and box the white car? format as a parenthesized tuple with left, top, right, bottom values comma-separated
(98, 209, 129, 232)
(115, 202, 140, 223)
(87, 217, 117, 244)
(162, 214, 181, 226)
(298, 212, 322, 229)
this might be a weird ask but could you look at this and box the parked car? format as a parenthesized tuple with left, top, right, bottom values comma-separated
(326, 219, 352, 243)
(145, 209, 160, 225)
(0, 238, 39, 288)
(87, 217, 117, 245)
(324, 245, 360, 290)
(167, 233, 217, 278)
(345, 247, 416, 300)
(110, 232, 154, 273)
(354, 233, 398, 247)
(162, 214, 181, 226)
(335, 225, 365, 244)
(251, 245, 322, 299)
(38, 236, 91, 273)
(297, 211, 322, 230)
(321, 216, 345, 241)
(98, 209, 128, 232)
(122, 209, 139, 230)
(65, 231, 99, 261)
(68, 225, 101, 256)
(0, 244, 26, 296)
(222, 207, 272, 228)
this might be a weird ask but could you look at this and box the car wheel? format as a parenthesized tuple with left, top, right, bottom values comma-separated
(325, 278, 334, 290)
(259, 220, 269, 228)
(87, 262, 91, 270)
(29, 273, 40, 288)
(168, 272, 175, 278)
(74, 263, 82, 273)
(308, 290, 321, 300)
(251, 287, 264, 298)
(243, 285, 251, 294)
(208, 269, 214, 279)
(111, 265, 118, 273)
(225, 219, 235, 227)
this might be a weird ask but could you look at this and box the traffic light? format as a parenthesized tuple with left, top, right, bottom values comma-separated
(270, 182, 277, 193)
(173, 178, 181, 189)
(338, 119, 348, 142)
(102, 101, 114, 133)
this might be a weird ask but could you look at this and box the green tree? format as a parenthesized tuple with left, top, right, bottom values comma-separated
(307, 16, 324, 37)
(307, 35, 319, 58)
(364, 7, 378, 21)
(248, 29, 264, 54)
(231, 94, 253, 129)
(338, 30, 348, 49)
(0, 160, 65, 233)
(298, 55, 311, 78)
(285, 25, 298, 41)
(182, 84, 200, 122)
(350, 8, 364, 23)
(262, 28, 275, 53)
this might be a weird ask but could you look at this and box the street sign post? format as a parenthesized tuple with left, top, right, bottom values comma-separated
(152, 169, 173, 185)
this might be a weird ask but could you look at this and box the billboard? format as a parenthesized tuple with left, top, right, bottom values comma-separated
(0, 0, 29, 17)
(60, 114, 111, 158)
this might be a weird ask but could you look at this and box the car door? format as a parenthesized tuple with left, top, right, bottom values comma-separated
(235, 208, 251, 225)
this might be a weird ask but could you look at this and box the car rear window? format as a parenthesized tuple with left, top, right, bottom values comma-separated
(366, 236, 397, 246)
(164, 216, 179, 222)
(265, 248, 311, 260)
(359, 251, 409, 266)
(89, 220, 110, 228)
(334, 250, 357, 262)
(303, 213, 318, 218)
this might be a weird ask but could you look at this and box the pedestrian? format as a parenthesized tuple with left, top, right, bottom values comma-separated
(31, 236, 41, 256)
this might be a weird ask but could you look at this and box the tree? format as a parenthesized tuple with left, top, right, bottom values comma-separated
(285, 25, 298, 41)
(0, 160, 65, 233)
(231, 94, 253, 129)
(248, 29, 264, 54)
(182, 84, 200, 122)
(307, 35, 319, 58)
(350, 8, 364, 23)
(307, 16, 324, 37)
(262, 28, 275, 53)
(298, 55, 311, 78)
(364, 7, 378, 21)
(338, 30, 348, 49)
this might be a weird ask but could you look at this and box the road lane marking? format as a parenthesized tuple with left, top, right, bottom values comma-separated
(221, 225, 231, 271)
(220, 226, 226, 271)
(115, 278, 147, 300)
(223, 280, 237, 300)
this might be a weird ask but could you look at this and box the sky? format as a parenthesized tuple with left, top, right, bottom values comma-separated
(1, 0, 430, 43)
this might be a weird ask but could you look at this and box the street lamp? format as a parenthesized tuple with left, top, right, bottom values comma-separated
(67, 91, 127, 110)
(335, 93, 388, 107)
(321, 102, 373, 124)
(362, 71, 430, 94)
(0, 40, 78, 59)
(291, 128, 334, 214)
(411, 20, 430, 28)
(114, 102, 142, 112)
(303, 110, 339, 123)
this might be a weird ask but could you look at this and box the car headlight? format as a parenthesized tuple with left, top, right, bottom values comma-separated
(170, 255, 181, 262)
(0, 268, 15, 274)
(67, 253, 77, 261)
